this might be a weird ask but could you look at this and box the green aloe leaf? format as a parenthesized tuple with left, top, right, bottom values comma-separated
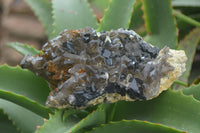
(0, 65, 53, 118)
(182, 84, 200, 101)
(87, 120, 185, 133)
(96, 103, 117, 123)
(110, 90, 200, 133)
(0, 65, 52, 132)
(173, 10, 200, 28)
(0, 65, 50, 105)
(71, 108, 106, 133)
(0, 90, 52, 118)
(88, 0, 109, 15)
(0, 109, 19, 133)
(176, 16, 196, 41)
(0, 99, 44, 133)
(37, 107, 106, 133)
(129, 0, 146, 37)
(6, 42, 40, 56)
(172, 0, 200, 7)
(129, 0, 144, 30)
(52, 0, 98, 36)
(177, 28, 200, 83)
(97, 0, 136, 31)
(36, 109, 81, 133)
(142, 0, 177, 49)
(23, 0, 54, 39)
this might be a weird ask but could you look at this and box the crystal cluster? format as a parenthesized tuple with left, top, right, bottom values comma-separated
(20, 27, 187, 108)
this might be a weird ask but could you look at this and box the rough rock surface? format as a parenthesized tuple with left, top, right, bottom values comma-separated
(20, 27, 187, 108)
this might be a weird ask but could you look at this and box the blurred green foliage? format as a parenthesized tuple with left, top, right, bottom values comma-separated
(0, 0, 200, 132)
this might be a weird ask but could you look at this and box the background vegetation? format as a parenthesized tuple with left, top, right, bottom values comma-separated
(0, 0, 200, 132)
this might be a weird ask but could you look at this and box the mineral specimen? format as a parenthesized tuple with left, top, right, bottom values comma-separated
(20, 27, 187, 108)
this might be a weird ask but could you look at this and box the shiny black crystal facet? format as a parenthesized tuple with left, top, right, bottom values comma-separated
(62, 41, 75, 54)
(83, 33, 90, 43)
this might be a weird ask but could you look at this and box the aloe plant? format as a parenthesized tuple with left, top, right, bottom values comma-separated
(1, 0, 200, 132)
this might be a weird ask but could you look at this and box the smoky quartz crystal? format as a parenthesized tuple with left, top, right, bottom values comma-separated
(20, 27, 187, 108)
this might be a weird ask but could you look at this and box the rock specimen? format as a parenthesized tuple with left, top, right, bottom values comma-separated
(20, 27, 187, 108)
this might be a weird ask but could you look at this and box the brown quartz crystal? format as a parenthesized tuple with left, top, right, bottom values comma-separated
(20, 27, 187, 108)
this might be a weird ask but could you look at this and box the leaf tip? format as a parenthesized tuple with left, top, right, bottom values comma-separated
(36, 126, 41, 130)
(109, 121, 114, 124)
(122, 119, 126, 121)
(43, 118, 47, 122)
(2, 63, 8, 66)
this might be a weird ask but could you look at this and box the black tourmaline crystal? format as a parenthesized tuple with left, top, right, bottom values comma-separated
(20, 27, 187, 108)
